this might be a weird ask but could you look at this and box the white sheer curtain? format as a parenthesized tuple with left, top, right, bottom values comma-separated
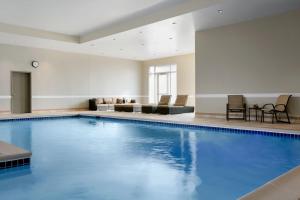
(148, 65, 177, 104)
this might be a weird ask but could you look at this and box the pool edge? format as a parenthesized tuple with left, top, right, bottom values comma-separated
(0, 113, 300, 138)
(239, 165, 300, 200)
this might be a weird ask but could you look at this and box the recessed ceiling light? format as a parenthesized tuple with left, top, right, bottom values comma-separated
(218, 9, 223, 14)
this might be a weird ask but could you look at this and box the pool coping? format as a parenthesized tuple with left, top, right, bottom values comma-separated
(0, 141, 32, 170)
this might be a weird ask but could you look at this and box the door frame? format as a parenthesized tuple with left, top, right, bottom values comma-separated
(10, 71, 32, 113)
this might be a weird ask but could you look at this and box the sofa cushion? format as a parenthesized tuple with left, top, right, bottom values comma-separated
(103, 98, 113, 104)
(111, 98, 116, 104)
(116, 98, 123, 104)
(96, 98, 104, 104)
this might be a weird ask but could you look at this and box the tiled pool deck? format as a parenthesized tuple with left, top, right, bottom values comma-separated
(1, 110, 300, 199)
(0, 141, 31, 169)
(240, 166, 300, 200)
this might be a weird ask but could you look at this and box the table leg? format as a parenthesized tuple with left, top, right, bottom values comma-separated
(248, 109, 250, 121)
(255, 110, 258, 121)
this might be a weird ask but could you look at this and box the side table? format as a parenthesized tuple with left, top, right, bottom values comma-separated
(248, 107, 262, 121)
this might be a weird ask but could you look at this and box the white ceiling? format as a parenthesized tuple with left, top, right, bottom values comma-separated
(0, 14, 195, 61)
(0, 0, 299, 61)
(193, 0, 300, 32)
(78, 14, 195, 60)
(0, 0, 174, 35)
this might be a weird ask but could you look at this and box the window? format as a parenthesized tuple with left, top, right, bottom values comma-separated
(148, 65, 177, 104)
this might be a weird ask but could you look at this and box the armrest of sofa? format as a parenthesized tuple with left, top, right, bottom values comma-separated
(89, 99, 97, 111)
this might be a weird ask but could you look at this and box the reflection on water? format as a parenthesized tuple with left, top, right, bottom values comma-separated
(0, 121, 32, 151)
(10, 122, 32, 151)
(0, 166, 32, 180)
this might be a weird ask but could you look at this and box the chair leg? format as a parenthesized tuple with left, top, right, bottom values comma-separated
(286, 111, 291, 124)
(226, 110, 229, 120)
(248, 109, 250, 121)
(272, 113, 274, 124)
(274, 112, 278, 122)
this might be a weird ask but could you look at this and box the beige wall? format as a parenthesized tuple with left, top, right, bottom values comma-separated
(195, 9, 300, 117)
(0, 44, 143, 112)
(142, 54, 195, 106)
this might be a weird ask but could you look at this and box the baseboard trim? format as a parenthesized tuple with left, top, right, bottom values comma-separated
(196, 112, 226, 119)
(0, 111, 10, 114)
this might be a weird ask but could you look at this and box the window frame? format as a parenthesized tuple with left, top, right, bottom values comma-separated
(148, 64, 177, 104)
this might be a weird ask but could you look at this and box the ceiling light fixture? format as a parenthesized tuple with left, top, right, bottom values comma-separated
(218, 9, 224, 14)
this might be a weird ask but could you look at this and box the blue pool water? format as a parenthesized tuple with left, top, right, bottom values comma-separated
(1, 117, 300, 200)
